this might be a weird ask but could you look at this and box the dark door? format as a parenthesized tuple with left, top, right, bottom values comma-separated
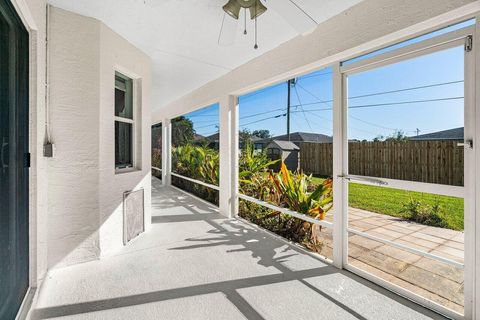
(0, 0, 29, 319)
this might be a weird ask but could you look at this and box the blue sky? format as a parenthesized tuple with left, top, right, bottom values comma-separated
(184, 22, 469, 140)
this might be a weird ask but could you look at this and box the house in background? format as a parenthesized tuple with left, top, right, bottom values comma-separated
(265, 140, 300, 171)
(410, 127, 464, 140)
(258, 131, 333, 149)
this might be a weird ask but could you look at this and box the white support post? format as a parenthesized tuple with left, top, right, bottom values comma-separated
(332, 62, 346, 269)
(231, 96, 239, 217)
(471, 19, 480, 320)
(162, 118, 171, 186)
(219, 96, 237, 218)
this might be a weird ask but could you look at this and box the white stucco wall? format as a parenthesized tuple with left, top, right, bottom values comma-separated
(48, 6, 101, 268)
(152, 0, 476, 120)
(98, 22, 152, 257)
(48, 7, 152, 267)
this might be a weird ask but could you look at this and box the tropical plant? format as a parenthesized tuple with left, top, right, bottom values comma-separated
(269, 162, 333, 220)
(238, 142, 279, 200)
(172, 144, 219, 185)
(239, 142, 278, 181)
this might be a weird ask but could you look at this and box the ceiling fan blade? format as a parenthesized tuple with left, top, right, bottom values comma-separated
(266, 0, 317, 35)
(218, 13, 239, 46)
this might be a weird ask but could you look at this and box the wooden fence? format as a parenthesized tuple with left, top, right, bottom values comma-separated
(299, 140, 464, 186)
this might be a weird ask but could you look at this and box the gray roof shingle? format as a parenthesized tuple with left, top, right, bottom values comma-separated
(410, 127, 463, 141)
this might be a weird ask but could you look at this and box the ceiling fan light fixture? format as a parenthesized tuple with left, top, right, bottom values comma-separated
(249, 0, 267, 19)
(223, 0, 241, 19)
(237, 0, 256, 8)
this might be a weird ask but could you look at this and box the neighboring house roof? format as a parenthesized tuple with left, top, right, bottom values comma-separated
(205, 133, 219, 141)
(410, 127, 464, 141)
(193, 133, 206, 141)
(259, 132, 332, 144)
(266, 140, 300, 151)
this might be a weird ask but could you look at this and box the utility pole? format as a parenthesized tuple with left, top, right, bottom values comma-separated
(286, 78, 296, 141)
(287, 79, 291, 141)
(416, 128, 420, 136)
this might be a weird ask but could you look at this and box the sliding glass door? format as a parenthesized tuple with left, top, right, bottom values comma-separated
(0, 0, 29, 319)
(340, 26, 474, 318)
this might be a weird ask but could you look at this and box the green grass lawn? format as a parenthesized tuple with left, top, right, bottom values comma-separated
(310, 176, 464, 231)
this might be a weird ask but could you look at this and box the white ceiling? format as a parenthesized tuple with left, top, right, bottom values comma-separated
(47, 0, 364, 111)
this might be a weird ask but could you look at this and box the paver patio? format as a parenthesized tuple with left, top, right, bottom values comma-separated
(316, 208, 464, 314)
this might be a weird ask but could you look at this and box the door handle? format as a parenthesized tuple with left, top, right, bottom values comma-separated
(457, 140, 473, 149)
(1, 137, 8, 169)
(338, 175, 388, 186)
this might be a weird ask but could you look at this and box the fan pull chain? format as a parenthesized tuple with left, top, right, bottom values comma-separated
(244, 8, 247, 35)
(254, 2, 258, 49)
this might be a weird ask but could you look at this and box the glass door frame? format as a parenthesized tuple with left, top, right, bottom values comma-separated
(336, 25, 476, 319)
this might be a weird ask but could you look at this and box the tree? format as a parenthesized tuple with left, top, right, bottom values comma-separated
(252, 129, 271, 139)
(385, 129, 408, 141)
(171, 116, 195, 146)
(151, 123, 162, 150)
(239, 128, 252, 142)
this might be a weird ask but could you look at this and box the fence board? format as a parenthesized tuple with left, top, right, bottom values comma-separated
(299, 140, 464, 187)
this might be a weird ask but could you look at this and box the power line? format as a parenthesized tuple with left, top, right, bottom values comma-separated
(297, 96, 464, 112)
(306, 112, 333, 132)
(293, 79, 464, 109)
(296, 82, 331, 108)
(195, 123, 220, 130)
(293, 85, 314, 132)
(240, 108, 285, 120)
(298, 69, 333, 80)
(349, 80, 463, 100)
(349, 114, 398, 131)
(185, 80, 463, 121)
(241, 92, 463, 131)
(240, 113, 286, 127)
(349, 96, 464, 109)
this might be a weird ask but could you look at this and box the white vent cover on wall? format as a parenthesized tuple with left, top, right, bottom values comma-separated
(123, 188, 145, 245)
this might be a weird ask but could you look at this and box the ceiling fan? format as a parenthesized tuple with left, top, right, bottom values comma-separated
(218, 0, 318, 49)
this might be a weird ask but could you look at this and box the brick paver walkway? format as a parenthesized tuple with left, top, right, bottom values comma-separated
(317, 208, 464, 314)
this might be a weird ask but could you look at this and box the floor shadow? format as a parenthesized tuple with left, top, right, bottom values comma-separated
(31, 184, 446, 320)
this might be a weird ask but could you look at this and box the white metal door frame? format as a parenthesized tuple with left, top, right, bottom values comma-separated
(337, 27, 476, 320)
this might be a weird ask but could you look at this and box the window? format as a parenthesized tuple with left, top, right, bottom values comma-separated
(267, 148, 280, 156)
(341, 19, 474, 66)
(115, 72, 134, 170)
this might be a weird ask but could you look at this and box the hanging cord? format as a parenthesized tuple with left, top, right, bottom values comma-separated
(244, 8, 247, 35)
(44, 4, 52, 143)
(254, 2, 258, 49)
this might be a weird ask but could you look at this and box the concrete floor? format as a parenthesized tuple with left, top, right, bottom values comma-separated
(30, 178, 447, 320)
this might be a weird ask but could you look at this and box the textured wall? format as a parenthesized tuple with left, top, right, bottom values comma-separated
(48, 7, 151, 267)
(98, 22, 152, 257)
(152, 0, 475, 121)
(48, 8, 101, 268)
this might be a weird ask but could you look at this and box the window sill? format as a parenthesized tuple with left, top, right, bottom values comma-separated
(115, 167, 141, 175)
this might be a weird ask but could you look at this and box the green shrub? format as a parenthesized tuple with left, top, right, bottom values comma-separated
(401, 198, 446, 228)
